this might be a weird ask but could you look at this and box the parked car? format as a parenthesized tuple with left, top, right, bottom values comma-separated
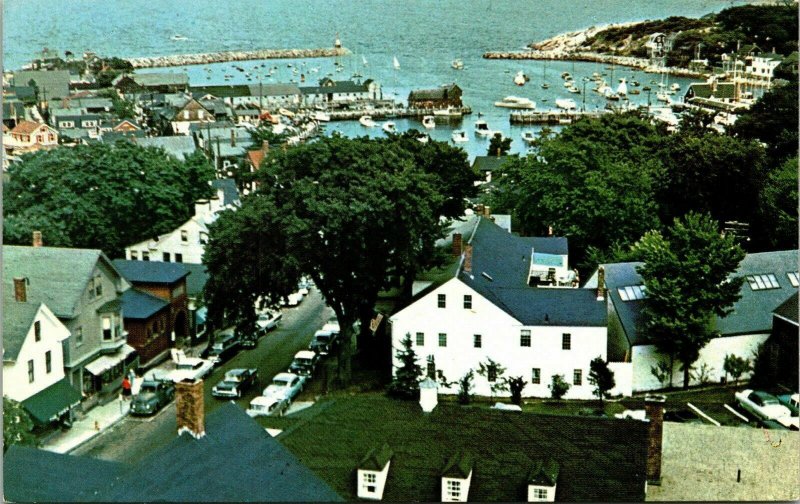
(262, 372, 306, 403)
(146, 351, 214, 383)
(256, 310, 283, 333)
(735, 389, 793, 421)
(246, 395, 289, 417)
(288, 350, 319, 377)
(208, 329, 240, 366)
(282, 292, 304, 307)
(212, 368, 259, 398)
(309, 330, 338, 355)
(778, 393, 799, 416)
(321, 316, 340, 335)
(130, 379, 175, 416)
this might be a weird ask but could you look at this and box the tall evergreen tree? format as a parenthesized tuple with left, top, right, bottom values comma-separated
(588, 356, 616, 404)
(387, 333, 423, 399)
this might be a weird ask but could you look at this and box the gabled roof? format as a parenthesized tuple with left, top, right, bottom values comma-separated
(11, 70, 72, 99)
(4, 403, 342, 502)
(120, 288, 170, 320)
(300, 79, 369, 95)
(528, 459, 559, 487)
(686, 82, 736, 100)
(458, 218, 605, 327)
(359, 444, 393, 471)
(2, 300, 42, 362)
(190, 85, 251, 99)
(113, 260, 189, 285)
(773, 292, 798, 325)
(128, 72, 189, 88)
(182, 263, 210, 298)
(472, 155, 511, 173)
(133, 135, 197, 159)
(442, 451, 474, 478)
(409, 83, 461, 101)
(11, 120, 50, 135)
(3, 246, 119, 319)
(210, 178, 240, 207)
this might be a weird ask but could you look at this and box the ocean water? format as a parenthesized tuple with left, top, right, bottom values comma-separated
(4, 0, 748, 158)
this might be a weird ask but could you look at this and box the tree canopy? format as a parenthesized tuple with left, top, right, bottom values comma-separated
(730, 82, 799, 165)
(3, 142, 215, 257)
(4, 397, 37, 452)
(635, 212, 745, 389)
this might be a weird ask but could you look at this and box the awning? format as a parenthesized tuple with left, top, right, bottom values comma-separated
(195, 306, 208, 325)
(22, 379, 82, 424)
(84, 344, 136, 375)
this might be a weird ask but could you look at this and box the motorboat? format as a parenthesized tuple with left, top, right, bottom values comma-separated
(416, 132, 430, 144)
(474, 120, 495, 136)
(313, 111, 330, 122)
(513, 71, 527, 86)
(451, 59, 464, 70)
(561, 72, 571, 79)
(433, 106, 462, 118)
(656, 92, 672, 104)
(670, 83, 681, 92)
(555, 98, 577, 110)
(521, 131, 536, 145)
(541, 82, 550, 89)
(279, 108, 295, 118)
(493, 96, 536, 110)
(451, 130, 468, 143)
(567, 84, 580, 94)
(422, 115, 436, 129)
(382, 121, 397, 134)
(359, 115, 376, 127)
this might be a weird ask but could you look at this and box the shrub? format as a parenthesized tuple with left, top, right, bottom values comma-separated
(549, 374, 570, 400)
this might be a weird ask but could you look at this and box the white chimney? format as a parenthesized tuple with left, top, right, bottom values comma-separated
(419, 377, 438, 413)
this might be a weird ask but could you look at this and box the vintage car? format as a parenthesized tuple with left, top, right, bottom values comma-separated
(130, 379, 175, 416)
(212, 368, 259, 398)
(246, 395, 289, 417)
(262, 372, 306, 403)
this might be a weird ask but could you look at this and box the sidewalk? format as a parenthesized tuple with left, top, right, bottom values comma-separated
(41, 396, 131, 454)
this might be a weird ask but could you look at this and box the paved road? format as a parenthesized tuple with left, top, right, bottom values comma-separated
(73, 289, 331, 464)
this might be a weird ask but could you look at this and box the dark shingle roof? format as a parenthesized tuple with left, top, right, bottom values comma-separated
(271, 394, 648, 502)
(300, 79, 369, 96)
(120, 288, 169, 320)
(4, 403, 342, 502)
(210, 178, 241, 207)
(408, 83, 460, 101)
(113, 259, 189, 285)
(11, 70, 72, 99)
(458, 218, 605, 327)
(133, 135, 197, 159)
(472, 155, 511, 173)
(359, 444, 393, 471)
(528, 459, 559, 486)
(190, 85, 251, 99)
(442, 451, 474, 478)
(182, 263, 210, 298)
(774, 292, 798, 324)
(2, 300, 42, 362)
(250, 83, 302, 96)
(686, 82, 736, 100)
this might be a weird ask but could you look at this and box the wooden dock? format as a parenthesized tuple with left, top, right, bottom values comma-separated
(509, 109, 606, 125)
(323, 106, 472, 122)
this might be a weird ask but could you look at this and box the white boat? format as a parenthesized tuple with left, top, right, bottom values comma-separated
(555, 98, 577, 110)
(382, 121, 397, 134)
(170, 34, 188, 41)
(567, 84, 580, 94)
(617, 78, 628, 96)
(513, 71, 527, 86)
(451, 59, 464, 70)
(433, 106, 462, 118)
(279, 108, 295, 118)
(451, 130, 468, 143)
(416, 132, 430, 144)
(493, 96, 536, 110)
(521, 131, 536, 145)
(670, 83, 681, 92)
(656, 92, 672, 104)
(393, 56, 400, 70)
(313, 111, 330, 122)
(422, 115, 436, 129)
(474, 120, 494, 136)
(359, 115, 376, 127)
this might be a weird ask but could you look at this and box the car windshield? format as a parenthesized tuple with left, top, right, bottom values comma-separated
(139, 384, 158, 394)
(273, 379, 290, 387)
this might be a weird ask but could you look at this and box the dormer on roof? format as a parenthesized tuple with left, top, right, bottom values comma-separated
(357, 444, 393, 500)
(441, 451, 474, 502)
(528, 247, 575, 287)
(527, 459, 559, 502)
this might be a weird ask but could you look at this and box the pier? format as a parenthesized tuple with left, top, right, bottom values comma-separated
(322, 106, 472, 121)
(127, 47, 350, 68)
(509, 109, 606, 125)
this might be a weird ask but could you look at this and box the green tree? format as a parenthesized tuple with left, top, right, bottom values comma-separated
(4, 397, 37, 452)
(723, 354, 752, 385)
(756, 156, 798, 250)
(731, 82, 799, 164)
(487, 133, 512, 156)
(549, 374, 570, 400)
(588, 356, 616, 404)
(203, 135, 446, 385)
(3, 143, 214, 257)
(635, 212, 745, 389)
(457, 370, 475, 405)
(650, 360, 673, 389)
(387, 334, 423, 399)
(506, 376, 527, 405)
(476, 358, 508, 398)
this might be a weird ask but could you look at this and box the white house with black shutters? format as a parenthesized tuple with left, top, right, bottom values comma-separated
(389, 217, 608, 400)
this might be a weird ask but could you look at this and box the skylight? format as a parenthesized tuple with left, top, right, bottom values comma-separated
(787, 272, 799, 288)
(618, 285, 645, 301)
(746, 274, 780, 291)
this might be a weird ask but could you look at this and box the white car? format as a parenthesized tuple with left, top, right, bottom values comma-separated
(735, 389, 793, 422)
(146, 357, 214, 383)
(262, 372, 306, 403)
(282, 292, 304, 307)
(256, 310, 282, 333)
(321, 316, 340, 335)
(246, 396, 289, 417)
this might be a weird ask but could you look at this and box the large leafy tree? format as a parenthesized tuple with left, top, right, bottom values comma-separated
(756, 156, 799, 250)
(635, 212, 745, 389)
(3, 143, 214, 257)
(203, 135, 447, 385)
(730, 82, 798, 165)
(3, 397, 37, 452)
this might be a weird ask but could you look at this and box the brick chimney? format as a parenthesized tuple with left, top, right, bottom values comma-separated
(596, 266, 606, 301)
(175, 379, 205, 439)
(452, 233, 463, 257)
(32, 230, 43, 247)
(13, 277, 27, 302)
(645, 394, 666, 485)
(463, 244, 473, 274)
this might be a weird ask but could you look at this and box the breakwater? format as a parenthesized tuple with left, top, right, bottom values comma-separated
(127, 47, 350, 68)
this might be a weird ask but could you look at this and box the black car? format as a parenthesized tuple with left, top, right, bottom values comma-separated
(130, 379, 175, 416)
(211, 368, 259, 398)
(208, 329, 240, 366)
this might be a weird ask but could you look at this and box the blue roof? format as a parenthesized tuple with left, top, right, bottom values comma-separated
(3, 403, 342, 502)
(120, 288, 169, 319)
(210, 178, 241, 207)
(458, 218, 605, 327)
(113, 259, 189, 285)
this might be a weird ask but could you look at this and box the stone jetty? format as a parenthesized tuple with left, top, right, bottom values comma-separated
(127, 47, 350, 68)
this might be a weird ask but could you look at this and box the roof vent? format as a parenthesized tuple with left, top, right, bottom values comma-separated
(481, 272, 493, 282)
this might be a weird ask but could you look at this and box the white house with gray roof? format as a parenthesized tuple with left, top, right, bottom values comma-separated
(390, 217, 608, 399)
(300, 78, 381, 106)
(585, 249, 799, 391)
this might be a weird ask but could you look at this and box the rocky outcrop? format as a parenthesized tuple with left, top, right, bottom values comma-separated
(127, 47, 350, 68)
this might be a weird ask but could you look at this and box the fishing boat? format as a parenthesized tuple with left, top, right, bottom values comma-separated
(474, 120, 495, 136)
(493, 96, 536, 110)
(382, 122, 397, 134)
(631, 80, 640, 87)
(513, 71, 527, 86)
(567, 85, 580, 94)
(521, 131, 536, 145)
(629, 89, 641, 95)
(451, 59, 464, 70)
(541, 83, 550, 90)
(393, 56, 400, 70)
(433, 106, 462, 118)
(656, 92, 672, 104)
(605, 93, 620, 101)
(422, 116, 436, 129)
(359, 115, 376, 127)
(555, 98, 577, 110)
(451, 130, 468, 143)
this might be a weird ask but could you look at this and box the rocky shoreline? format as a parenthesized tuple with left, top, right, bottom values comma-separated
(127, 47, 350, 68)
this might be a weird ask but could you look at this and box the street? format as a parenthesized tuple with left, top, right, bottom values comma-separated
(72, 289, 331, 464)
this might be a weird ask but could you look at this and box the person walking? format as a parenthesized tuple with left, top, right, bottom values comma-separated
(121, 376, 132, 401)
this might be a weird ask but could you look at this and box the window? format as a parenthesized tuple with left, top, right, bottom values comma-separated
(520, 329, 531, 347)
(364, 473, 376, 484)
(618, 285, 646, 301)
(163, 252, 171, 262)
(46, 350, 52, 373)
(183, 110, 190, 120)
(102, 316, 113, 340)
(746, 274, 780, 291)
(531, 368, 541, 384)
(34, 321, 41, 341)
(416, 332, 425, 346)
(438, 333, 447, 347)
(573, 369, 582, 385)
(36, 134, 43, 143)
(75, 327, 83, 346)
(473, 334, 482, 348)
(463, 295, 472, 309)
(447, 480, 461, 499)
(130, 250, 138, 260)
(438, 294, 446, 308)
(28, 360, 34, 383)
(787, 272, 799, 288)
(562, 333, 571, 350)
(181, 229, 188, 242)
(175, 253, 183, 263)
(94, 275, 102, 297)
(532, 487, 548, 500)
(197, 110, 205, 119)
(142, 251, 150, 261)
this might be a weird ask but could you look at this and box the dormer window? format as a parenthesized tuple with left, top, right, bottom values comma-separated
(357, 444, 393, 500)
(441, 452, 473, 503)
(447, 480, 461, 499)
